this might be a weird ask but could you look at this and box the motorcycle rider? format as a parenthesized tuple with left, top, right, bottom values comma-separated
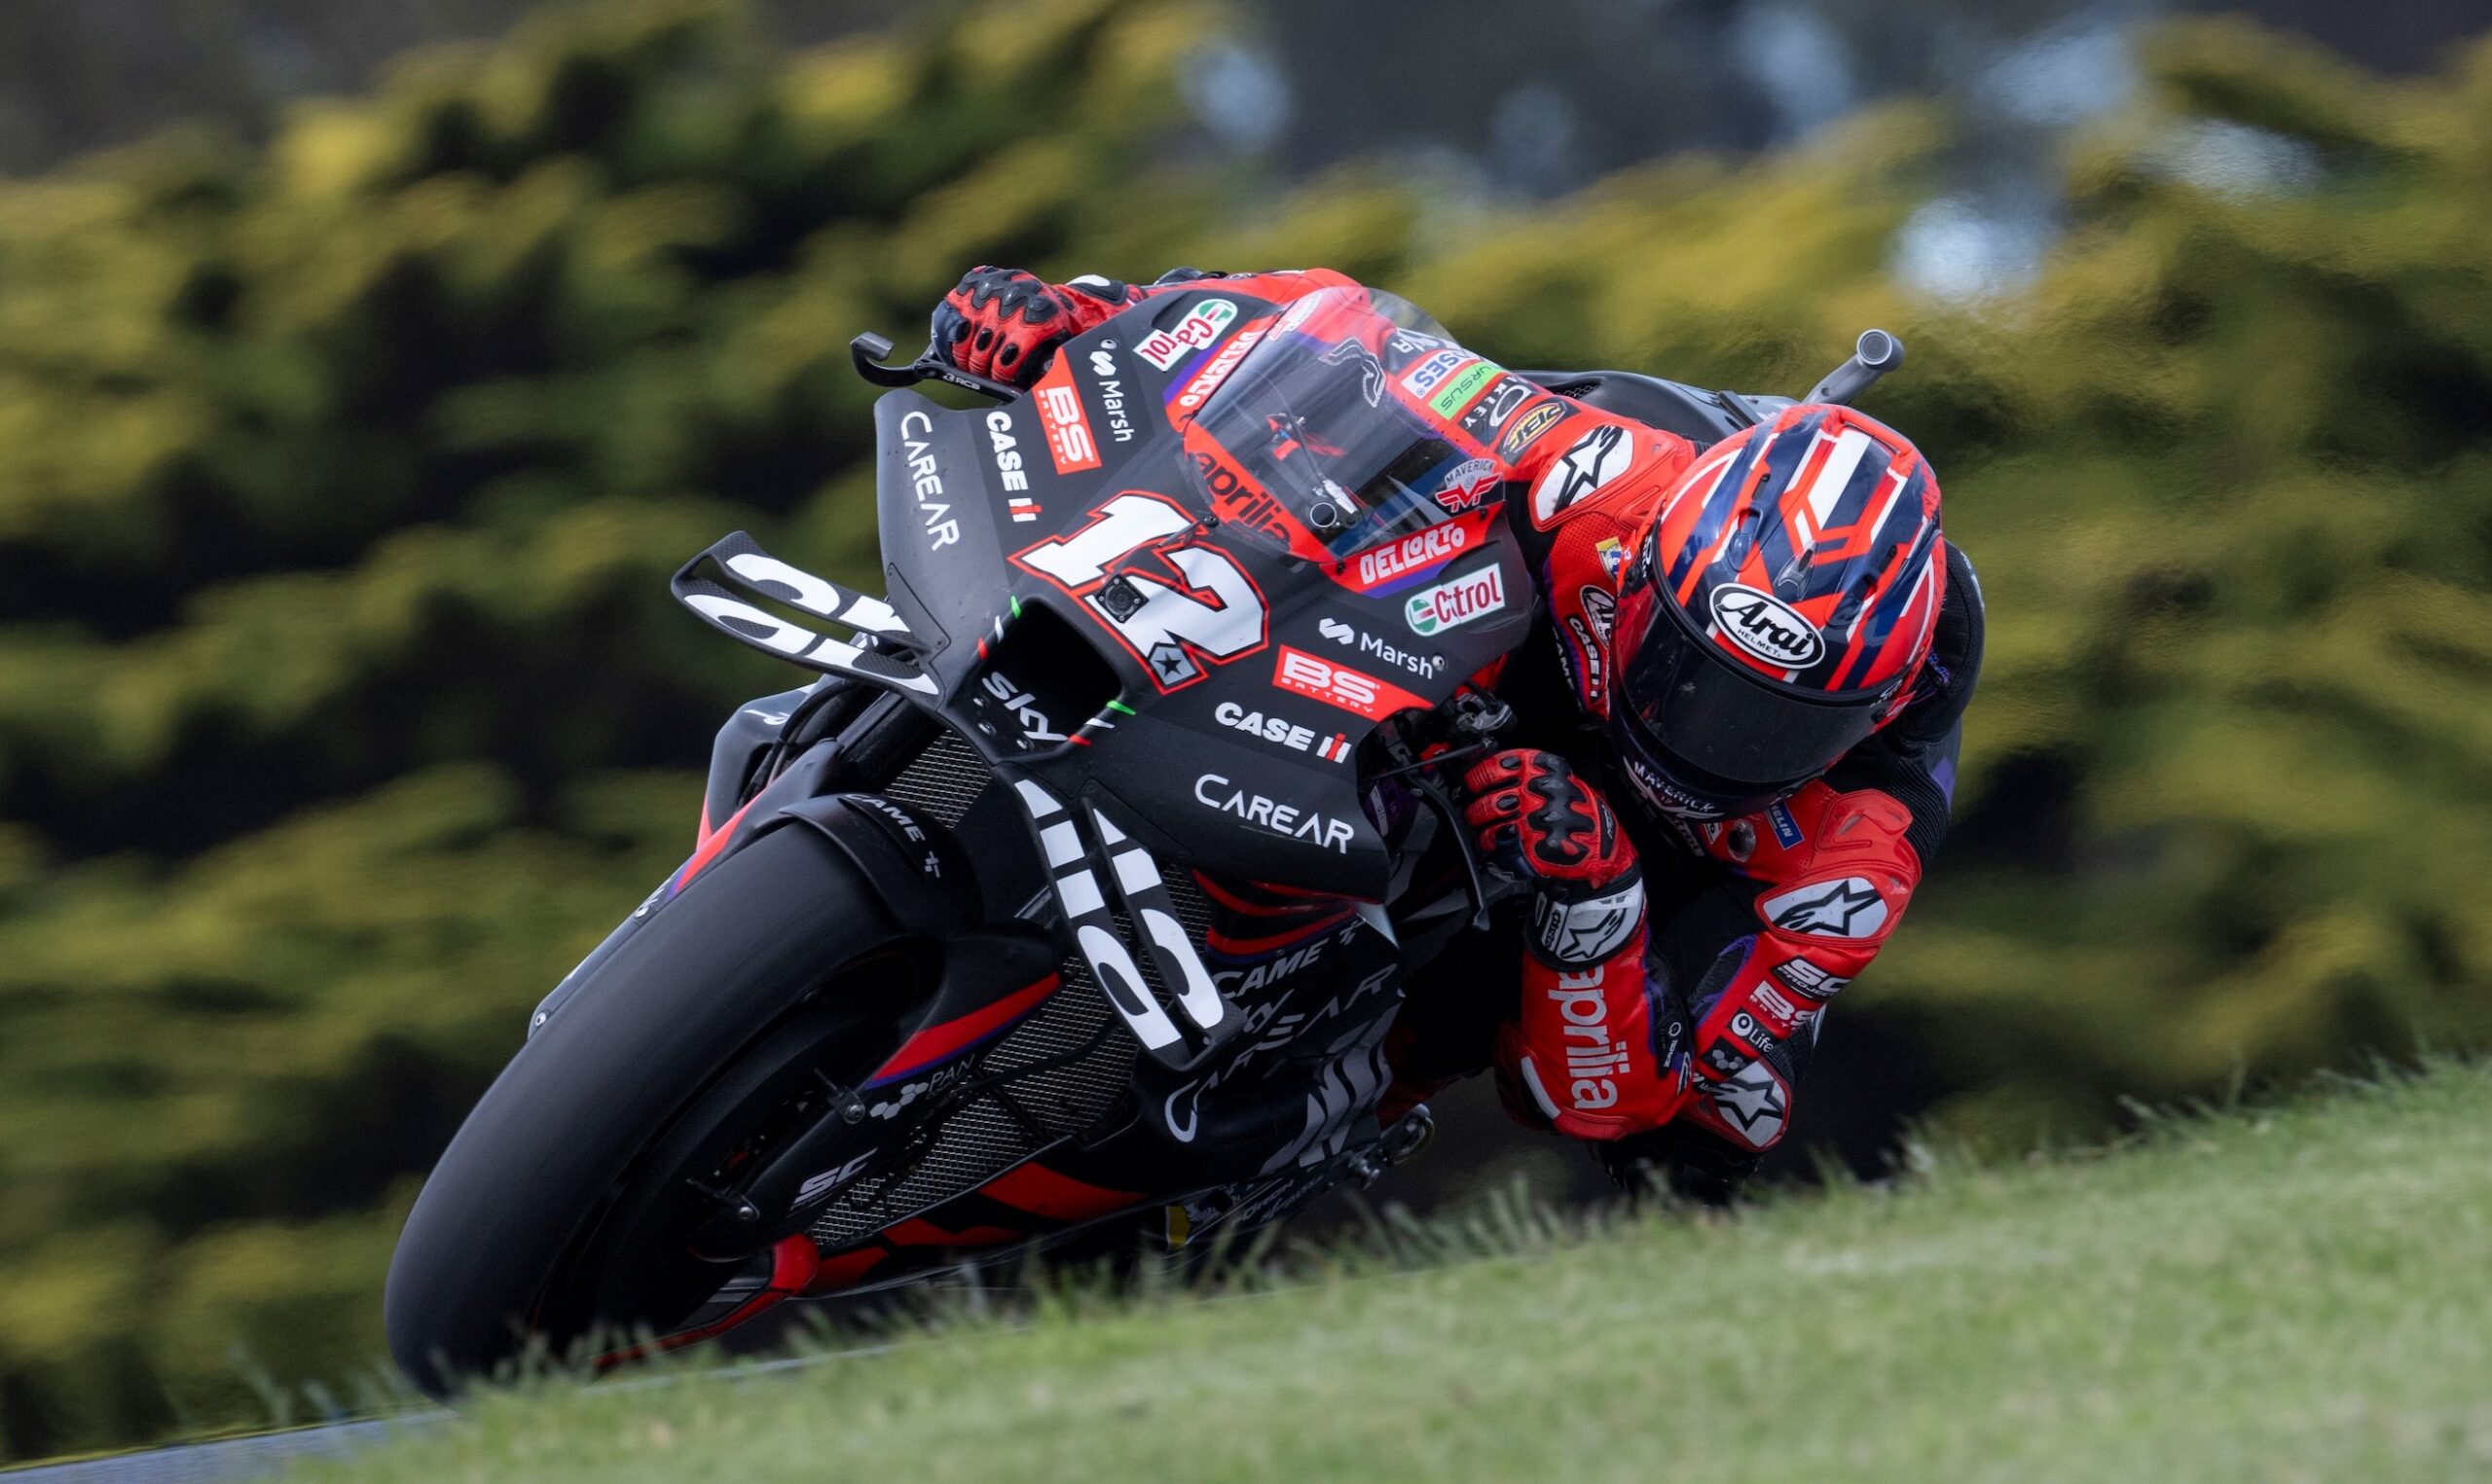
(930, 265, 1983, 1202)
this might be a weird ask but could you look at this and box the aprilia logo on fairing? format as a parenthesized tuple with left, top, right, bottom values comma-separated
(1137, 299, 1238, 370)
(1193, 773, 1355, 853)
(898, 409, 961, 550)
(1709, 583, 1823, 668)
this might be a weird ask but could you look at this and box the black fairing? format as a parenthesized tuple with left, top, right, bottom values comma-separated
(649, 283, 1557, 1260)
(874, 286, 1534, 901)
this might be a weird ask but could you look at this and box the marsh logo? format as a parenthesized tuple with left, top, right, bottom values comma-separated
(1708, 584, 1823, 669)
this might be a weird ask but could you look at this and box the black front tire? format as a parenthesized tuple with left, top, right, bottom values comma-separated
(384, 823, 910, 1397)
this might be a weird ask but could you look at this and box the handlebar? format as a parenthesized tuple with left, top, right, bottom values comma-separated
(1805, 328, 1905, 407)
(849, 332, 1023, 403)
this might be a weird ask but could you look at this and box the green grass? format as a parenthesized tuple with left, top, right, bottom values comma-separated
(307, 1063, 2492, 1484)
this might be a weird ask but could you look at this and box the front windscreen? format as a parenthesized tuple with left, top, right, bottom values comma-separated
(1184, 287, 1484, 561)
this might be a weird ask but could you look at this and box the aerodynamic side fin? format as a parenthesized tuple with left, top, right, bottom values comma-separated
(672, 531, 936, 695)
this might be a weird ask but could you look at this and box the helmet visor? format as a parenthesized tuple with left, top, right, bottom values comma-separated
(1613, 571, 1887, 793)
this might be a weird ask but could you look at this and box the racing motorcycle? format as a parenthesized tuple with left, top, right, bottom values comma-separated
(383, 277, 1904, 1396)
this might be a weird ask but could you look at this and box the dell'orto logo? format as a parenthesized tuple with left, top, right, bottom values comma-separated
(1707, 583, 1823, 668)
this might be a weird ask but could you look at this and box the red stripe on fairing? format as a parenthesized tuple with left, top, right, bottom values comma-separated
(671, 796, 758, 894)
(1193, 873, 1343, 915)
(887, 1218, 1024, 1249)
(1206, 909, 1354, 959)
(979, 1162, 1141, 1222)
(593, 1233, 819, 1368)
(808, 1247, 889, 1291)
(864, 973, 1061, 1086)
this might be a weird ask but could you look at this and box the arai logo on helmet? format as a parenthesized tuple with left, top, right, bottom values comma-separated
(1708, 584, 1823, 668)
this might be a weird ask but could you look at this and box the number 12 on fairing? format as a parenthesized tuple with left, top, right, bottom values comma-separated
(1010, 493, 1270, 691)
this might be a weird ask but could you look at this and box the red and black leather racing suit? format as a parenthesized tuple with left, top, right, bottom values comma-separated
(934, 266, 1985, 1200)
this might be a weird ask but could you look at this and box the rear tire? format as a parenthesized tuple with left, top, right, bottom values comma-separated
(385, 823, 913, 1397)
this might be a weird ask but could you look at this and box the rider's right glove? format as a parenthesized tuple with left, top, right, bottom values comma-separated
(1461, 749, 1688, 1140)
(930, 267, 1139, 385)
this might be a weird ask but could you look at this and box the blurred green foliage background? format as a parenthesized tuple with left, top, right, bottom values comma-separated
(1, 0, 2488, 1459)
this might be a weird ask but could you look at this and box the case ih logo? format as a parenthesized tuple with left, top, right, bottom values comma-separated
(1273, 645, 1427, 723)
(1032, 377, 1101, 475)
(1137, 298, 1239, 370)
(1405, 564, 1506, 636)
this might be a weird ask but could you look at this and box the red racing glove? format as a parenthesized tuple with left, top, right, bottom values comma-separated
(931, 267, 1138, 384)
(1462, 749, 1687, 1140)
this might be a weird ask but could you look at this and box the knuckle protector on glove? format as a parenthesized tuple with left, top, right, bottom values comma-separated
(1528, 868, 1645, 967)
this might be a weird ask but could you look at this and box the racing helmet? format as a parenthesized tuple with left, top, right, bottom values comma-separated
(1608, 403, 1946, 819)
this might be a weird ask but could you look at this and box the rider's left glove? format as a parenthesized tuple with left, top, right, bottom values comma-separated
(1463, 748, 1644, 968)
(931, 267, 1137, 385)
(1462, 748, 1687, 1140)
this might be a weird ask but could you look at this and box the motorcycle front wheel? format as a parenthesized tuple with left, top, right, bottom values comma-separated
(384, 822, 916, 1398)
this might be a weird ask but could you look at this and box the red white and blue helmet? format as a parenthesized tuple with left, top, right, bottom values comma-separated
(1608, 404, 1946, 819)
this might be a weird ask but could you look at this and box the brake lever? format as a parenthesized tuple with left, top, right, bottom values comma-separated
(1406, 773, 1498, 933)
(850, 332, 1024, 403)
(1380, 687, 1521, 932)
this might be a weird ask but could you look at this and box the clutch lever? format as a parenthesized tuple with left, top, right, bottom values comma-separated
(850, 332, 1023, 403)
(1376, 687, 1519, 932)
(1407, 773, 1498, 933)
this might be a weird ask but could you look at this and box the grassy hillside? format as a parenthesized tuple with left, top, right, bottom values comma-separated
(303, 1062, 2492, 1484)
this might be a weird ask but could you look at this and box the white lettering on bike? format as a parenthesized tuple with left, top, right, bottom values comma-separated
(1213, 700, 1351, 763)
(983, 409, 1032, 492)
(1192, 772, 1355, 853)
(1014, 493, 1268, 690)
(899, 409, 961, 549)
(794, 1148, 874, 1205)
(1352, 522, 1469, 589)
